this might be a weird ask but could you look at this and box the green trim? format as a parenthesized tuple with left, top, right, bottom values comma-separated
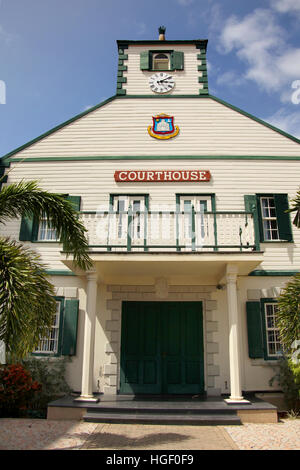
(249, 270, 299, 276)
(8, 154, 300, 163)
(1, 95, 117, 161)
(117, 39, 208, 48)
(117, 45, 128, 95)
(116, 94, 206, 98)
(45, 270, 76, 276)
(210, 95, 300, 144)
(246, 301, 264, 359)
(244, 195, 260, 251)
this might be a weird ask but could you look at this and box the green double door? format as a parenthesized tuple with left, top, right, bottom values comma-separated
(120, 301, 204, 395)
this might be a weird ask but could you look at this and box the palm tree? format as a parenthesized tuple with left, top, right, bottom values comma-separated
(275, 190, 300, 354)
(0, 180, 92, 359)
(288, 189, 300, 228)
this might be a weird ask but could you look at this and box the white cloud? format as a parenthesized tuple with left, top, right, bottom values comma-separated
(217, 8, 300, 98)
(216, 71, 245, 87)
(270, 0, 300, 13)
(264, 108, 300, 138)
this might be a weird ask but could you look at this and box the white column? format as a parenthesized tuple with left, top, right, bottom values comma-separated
(224, 264, 249, 404)
(75, 270, 99, 402)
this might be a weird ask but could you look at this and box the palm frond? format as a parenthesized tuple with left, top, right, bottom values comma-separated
(287, 190, 300, 228)
(0, 237, 57, 359)
(0, 181, 92, 270)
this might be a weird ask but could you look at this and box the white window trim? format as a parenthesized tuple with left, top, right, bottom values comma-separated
(264, 302, 281, 358)
(35, 300, 61, 354)
(260, 196, 280, 241)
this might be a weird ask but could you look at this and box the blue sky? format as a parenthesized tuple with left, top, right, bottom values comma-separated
(1, 0, 300, 157)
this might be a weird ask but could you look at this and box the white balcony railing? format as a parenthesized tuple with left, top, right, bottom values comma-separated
(81, 209, 257, 252)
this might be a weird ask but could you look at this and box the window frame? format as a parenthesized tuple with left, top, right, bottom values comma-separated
(141, 50, 184, 72)
(152, 52, 171, 71)
(256, 193, 293, 243)
(37, 214, 59, 242)
(259, 196, 279, 241)
(175, 193, 216, 251)
(109, 194, 149, 251)
(260, 298, 282, 361)
(32, 296, 64, 357)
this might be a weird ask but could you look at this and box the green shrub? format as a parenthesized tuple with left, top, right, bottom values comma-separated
(270, 356, 300, 412)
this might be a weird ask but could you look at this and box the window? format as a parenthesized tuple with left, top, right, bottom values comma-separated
(263, 302, 282, 357)
(153, 53, 170, 70)
(37, 215, 58, 241)
(178, 195, 212, 250)
(35, 300, 62, 354)
(246, 299, 282, 361)
(109, 195, 148, 249)
(260, 197, 279, 241)
(140, 50, 184, 71)
(244, 194, 293, 244)
(19, 195, 81, 243)
(258, 194, 293, 242)
(33, 298, 79, 357)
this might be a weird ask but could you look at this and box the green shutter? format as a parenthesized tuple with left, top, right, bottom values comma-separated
(62, 299, 79, 356)
(140, 51, 150, 70)
(19, 216, 34, 241)
(66, 195, 81, 211)
(19, 216, 39, 241)
(246, 301, 264, 359)
(244, 195, 260, 250)
(171, 51, 184, 70)
(274, 194, 293, 242)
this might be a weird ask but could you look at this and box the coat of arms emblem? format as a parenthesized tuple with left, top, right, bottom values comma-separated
(148, 113, 179, 139)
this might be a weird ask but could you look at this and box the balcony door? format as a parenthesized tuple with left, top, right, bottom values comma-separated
(110, 195, 146, 249)
(178, 196, 212, 251)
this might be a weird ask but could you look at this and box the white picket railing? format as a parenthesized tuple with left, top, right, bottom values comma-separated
(80, 210, 256, 252)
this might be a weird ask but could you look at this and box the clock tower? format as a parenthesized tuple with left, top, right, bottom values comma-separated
(116, 26, 208, 97)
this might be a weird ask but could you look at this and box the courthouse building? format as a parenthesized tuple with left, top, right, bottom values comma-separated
(1, 28, 300, 420)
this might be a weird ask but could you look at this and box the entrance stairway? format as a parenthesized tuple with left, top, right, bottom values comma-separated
(82, 395, 242, 425)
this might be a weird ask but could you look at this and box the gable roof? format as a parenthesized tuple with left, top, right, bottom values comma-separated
(1, 93, 299, 164)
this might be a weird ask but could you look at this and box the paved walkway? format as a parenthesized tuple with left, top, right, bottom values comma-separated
(0, 418, 299, 450)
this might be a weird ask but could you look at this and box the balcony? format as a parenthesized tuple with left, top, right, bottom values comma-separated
(80, 208, 258, 253)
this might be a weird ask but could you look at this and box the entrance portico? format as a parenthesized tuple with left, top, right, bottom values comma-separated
(63, 251, 263, 403)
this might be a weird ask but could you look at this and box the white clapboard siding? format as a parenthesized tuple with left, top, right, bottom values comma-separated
(123, 44, 200, 95)
(7, 98, 300, 159)
(3, 157, 300, 271)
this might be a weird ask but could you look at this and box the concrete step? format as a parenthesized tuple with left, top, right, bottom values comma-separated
(84, 405, 238, 415)
(83, 411, 242, 425)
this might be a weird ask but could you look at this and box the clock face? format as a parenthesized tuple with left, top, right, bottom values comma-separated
(149, 72, 175, 94)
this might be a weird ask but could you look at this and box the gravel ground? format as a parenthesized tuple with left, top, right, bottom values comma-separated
(0, 417, 299, 450)
(224, 419, 300, 450)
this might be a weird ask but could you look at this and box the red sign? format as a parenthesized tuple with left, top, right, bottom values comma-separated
(114, 170, 211, 183)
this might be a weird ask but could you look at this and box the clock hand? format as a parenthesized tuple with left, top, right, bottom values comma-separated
(157, 78, 171, 83)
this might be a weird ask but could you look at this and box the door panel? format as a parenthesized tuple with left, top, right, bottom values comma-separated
(120, 301, 204, 395)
